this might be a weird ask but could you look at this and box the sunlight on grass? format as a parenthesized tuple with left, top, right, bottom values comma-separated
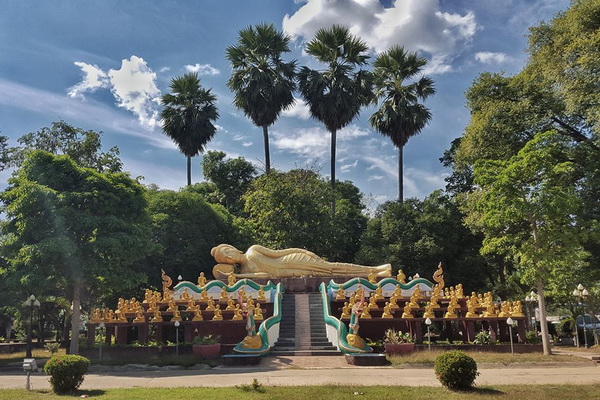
(389, 350, 584, 366)
(0, 348, 67, 366)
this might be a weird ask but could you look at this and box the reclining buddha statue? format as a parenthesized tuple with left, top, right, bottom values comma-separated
(211, 244, 392, 279)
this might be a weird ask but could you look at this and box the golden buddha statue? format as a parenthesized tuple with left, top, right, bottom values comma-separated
(192, 309, 203, 321)
(470, 292, 479, 306)
(368, 271, 377, 284)
(171, 308, 182, 322)
(143, 289, 152, 303)
(90, 308, 102, 323)
(254, 307, 264, 321)
(341, 302, 351, 319)
(152, 308, 163, 323)
(211, 244, 392, 279)
(444, 297, 459, 319)
(397, 269, 406, 284)
(133, 309, 145, 323)
(382, 302, 393, 318)
(423, 302, 435, 319)
(257, 286, 266, 302)
(226, 298, 235, 310)
(247, 297, 255, 309)
(511, 301, 524, 317)
(361, 306, 372, 319)
(228, 274, 236, 286)
(429, 295, 440, 308)
(232, 305, 243, 320)
(349, 296, 356, 307)
(200, 289, 209, 303)
(456, 284, 464, 298)
(116, 309, 128, 322)
(166, 299, 177, 313)
(368, 295, 378, 310)
(374, 286, 384, 300)
(206, 297, 216, 311)
(212, 305, 223, 321)
(197, 272, 207, 287)
(498, 301, 511, 318)
(408, 293, 419, 308)
(163, 289, 172, 301)
(185, 299, 198, 312)
(238, 288, 247, 302)
(335, 287, 346, 301)
(147, 300, 157, 313)
(465, 299, 479, 318)
(413, 285, 423, 300)
(181, 288, 191, 301)
(401, 303, 414, 319)
(389, 295, 400, 309)
(161, 269, 172, 294)
(392, 284, 402, 298)
(220, 287, 229, 301)
(483, 302, 497, 318)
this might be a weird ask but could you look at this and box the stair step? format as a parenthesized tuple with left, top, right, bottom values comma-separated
(270, 349, 341, 356)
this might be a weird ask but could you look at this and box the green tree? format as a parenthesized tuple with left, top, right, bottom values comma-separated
(9, 121, 122, 172)
(463, 131, 589, 355)
(161, 73, 219, 186)
(298, 25, 372, 215)
(196, 150, 257, 214)
(146, 189, 252, 286)
(243, 169, 367, 261)
(370, 46, 436, 201)
(1, 151, 153, 354)
(226, 23, 296, 173)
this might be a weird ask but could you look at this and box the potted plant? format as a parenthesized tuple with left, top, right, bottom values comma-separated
(192, 334, 221, 358)
(383, 329, 415, 356)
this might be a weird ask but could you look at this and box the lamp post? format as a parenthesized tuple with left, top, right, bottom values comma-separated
(23, 295, 40, 358)
(573, 284, 589, 348)
(425, 318, 432, 352)
(525, 291, 537, 332)
(97, 322, 105, 361)
(174, 320, 180, 356)
(507, 317, 515, 356)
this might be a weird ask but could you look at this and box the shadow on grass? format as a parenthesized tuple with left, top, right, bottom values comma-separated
(70, 389, 106, 397)
(449, 387, 504, 396)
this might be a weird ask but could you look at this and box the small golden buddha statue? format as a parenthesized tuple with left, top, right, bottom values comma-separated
(408, 293, 419, 308)
(413, 285, 423, 300)
(192, 309, 203, 321)
(401, 303, 414, 319)
(361, 306, 372, 319)
(397, 269, 406, 284)
(143, 289, 152, 303)
(254, 307, 264, 321)
(498, 301, 511, 318)
(429, 295, 440, 308)
(185, 299, 198, 312)
(444, 297, 459, 319)
(228, 274, 236, 286)
(247, 297, 255, 309)
(470, 292, 479, 306)
(212, 305, 223, 321)
(257, 286, 267, 302)
(368, 271, 377, 284)
(382, 302, 393, 319)
(374, 286, 384, 300)
(147, 300, 157, 313)
(368, 295, 378, 310)
(226, 297, 235, 310)
(116, 309, 127, 322)
(166, 299, 177, 313)
(392, 284, 402, 298)
(181, 288, 191, 301)
(152, 308, 163, 323)
(456, 284, 464, 298)
(163, 289, 172, 301)
(90, 308, 102, 323)
(335, 287, 346, 301)
(511, 301, 524, 317)
(389, 295, 400, 309)
(133, 309, 145, 323)
(206, 297, 216, 311)
(465, 299, 479, 318)
(232, 305, 243, 320)
(171, 308, 182, 322)
(483, 303, 497, 318)
(348, 296, 356, 307)
(197, 272, 207, 287)
(341, 302, 350, 319)
(220, 287, 229, 302)
(238, 288, 247, 302)
(422, 302, 435, 319)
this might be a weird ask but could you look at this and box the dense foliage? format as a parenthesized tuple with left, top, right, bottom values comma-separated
(44, 354, 90, 394)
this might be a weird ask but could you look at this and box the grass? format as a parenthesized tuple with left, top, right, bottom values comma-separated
(0, 348, 66, 366)
(1, 385, 600, 399)
(95, 354, 221, 368)
(388, 350, 587, 366)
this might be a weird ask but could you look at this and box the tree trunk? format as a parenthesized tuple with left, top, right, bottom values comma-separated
(69, 278, 82, 355)
(263, 125, 271, 173)
(186, 156, 192, 186)
(536, 277, 552, 355)
(331, 129, 337, 216)
(398, 146, 404, 202)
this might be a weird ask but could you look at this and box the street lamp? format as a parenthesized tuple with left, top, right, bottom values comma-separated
(97, 322, 105, 361)
(23, 295, 40, 358)
(425, 318, 432, 352)
(573, 284, 589, 348)
(507, 317, 515, 356)
(174, 320, 180, 356)
(525, 291, 538, 331)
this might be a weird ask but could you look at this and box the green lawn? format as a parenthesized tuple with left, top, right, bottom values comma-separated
(389, 350, 588, 366)
(0, 349, 66, 367)
(1, 385, 599, 400)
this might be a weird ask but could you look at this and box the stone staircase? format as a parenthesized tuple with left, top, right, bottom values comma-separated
(271, 293, 339, 356)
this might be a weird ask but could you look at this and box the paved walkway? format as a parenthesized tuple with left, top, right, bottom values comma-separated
(1, 355, 599, 390)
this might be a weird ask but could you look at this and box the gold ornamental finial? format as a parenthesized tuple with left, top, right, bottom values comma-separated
(161, 269, 172, 294)
(433, 262, 444, 291)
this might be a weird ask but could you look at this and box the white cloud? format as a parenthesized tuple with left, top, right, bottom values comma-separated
(233, 134, 245, 141)
(423, 54, 454, 75)
(272, 124, 370, 157)
(282, 97, 311, 120)
(159, 66, 171, 73)
(1, 78, 172, 150)
(368, 175, 384, 181)
(69, 55, 161, 128)
(185, 63, 220, 75)
(340, 159, 358, 173)
(474, 51, 511, 65)
(242, 142, 253, 147)
(283, 0, 478, 72)
(68, 62, 108, 98)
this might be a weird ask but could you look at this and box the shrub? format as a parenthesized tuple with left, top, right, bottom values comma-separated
(434, 350, 479, 390)
(193, 334, 221, 345)
(525, 330, 541, 344)
(44, 342, 60, 355)
(383, 329, 413, 344)
(473, 331, 492, 345)
(43, 354, 90, 394)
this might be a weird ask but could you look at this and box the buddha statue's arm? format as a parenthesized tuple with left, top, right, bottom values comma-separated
(249, 244, 322, 260)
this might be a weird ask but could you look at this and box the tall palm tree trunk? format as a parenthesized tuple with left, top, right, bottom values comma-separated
(187, 156, 192, 186)
(262, 125, 271, 173)
(331, 129, 337, 216)
(69, 277, 81, 355)
(398, 146, 404, 202)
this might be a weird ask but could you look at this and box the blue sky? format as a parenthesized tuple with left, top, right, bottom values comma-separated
(0, 0, 570, 207)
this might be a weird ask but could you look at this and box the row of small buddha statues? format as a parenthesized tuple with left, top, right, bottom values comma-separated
(89, 284, 268, 324)
(336, 283, 524, 320)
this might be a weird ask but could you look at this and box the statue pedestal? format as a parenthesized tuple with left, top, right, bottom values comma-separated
(221, 276, 362, 293)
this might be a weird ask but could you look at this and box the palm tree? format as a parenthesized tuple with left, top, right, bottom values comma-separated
(298, 25, 372, 215)
(226, 23, 296, 173)
(370, 46, 435, 202)
(161, 73, 219, 186)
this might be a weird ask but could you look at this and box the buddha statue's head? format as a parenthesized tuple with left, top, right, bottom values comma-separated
(211, 244, 244, 264)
